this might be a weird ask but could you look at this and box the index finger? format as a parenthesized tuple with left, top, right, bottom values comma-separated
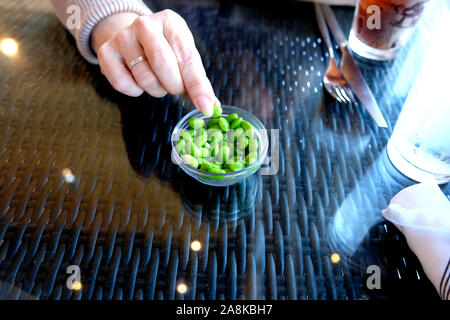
(158, 10, 220, 115)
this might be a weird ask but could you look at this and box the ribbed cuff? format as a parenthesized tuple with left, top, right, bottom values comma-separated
(76, 0, 152, 64)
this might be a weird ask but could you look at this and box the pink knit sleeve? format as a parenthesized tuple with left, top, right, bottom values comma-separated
(50, 0, 153, 64)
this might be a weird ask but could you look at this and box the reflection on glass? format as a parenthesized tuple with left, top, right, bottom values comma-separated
(62, 168, 75, 183)
(0, 38, 18, 56)
(312, 97, 371, 156)
(330, 253, 341, 264)
(176, 283, 187, 294)
(328, 148, 411, 258)
(179, 170, 259, 224)
(190, 240, 202, 252)
(72, 281, 82, 291)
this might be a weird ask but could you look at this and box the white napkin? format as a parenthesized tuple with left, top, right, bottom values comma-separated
(382, 182, 450, 300)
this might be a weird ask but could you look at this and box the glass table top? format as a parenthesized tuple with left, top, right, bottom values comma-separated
(0, 0, 448, 300)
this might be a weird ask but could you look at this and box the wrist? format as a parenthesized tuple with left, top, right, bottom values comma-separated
(91, 12, 141, 53)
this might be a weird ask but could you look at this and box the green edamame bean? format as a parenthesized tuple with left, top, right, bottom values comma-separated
(206, 118, 219, 129)
(210, 162, 222, 169)
(195, 156, 204, 166)
(208, 175, 225, 181)
(177, 139, 186, 155)
(237, 136, 249, 149)
(226, 113, 239, 123)
(189, 117, 204, 129)
(206, 128, 216, 137)
(230, 117, 243, 129)
(208, 167, 227, 181)
(180, 130, 193, 142)
(213, 158, 224, 166)
(249, 138, 259, 152)
(200, 162, 213, 171)
(241, 120, 252, 131)
(233, 127, 244, 141)
(186, 141, 201, 158)
(201, 147, 210, 159)
(183, 154, 199, 168)
(218, 117, 230, 131)
(208, 168, 226, 174)
(195, 132, 207, 147)
(244, 128, 254, 139)
(245, 152, 258, 165)
(210, 141, 220, 157)
(208, 125, 220, 131)
(221, 145, 231, 163)
(207, 128, 223, 143)
(212, 105, 222, 118)
(227, 162, 245, 172)
(235, 146, 245, 157)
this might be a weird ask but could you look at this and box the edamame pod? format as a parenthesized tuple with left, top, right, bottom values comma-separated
(186, 141, 202, 158)
(180, 130, 193, 142)
(218, 117, 230, 132)
(230, 117, 243, 129)
(212, 105, 222, 118)
(245, 152, 258, 165)
(189, 117, 204, 129)
(206, 118, 219, 128)
(227, 162, 245, 172)
(183, 154, 199, 168)
(226, 113, 239, 123)
(237, 136, 249, 149)
(241, 120, 252, 131)
(195, 132, 207, 147)
(249, 138, 259, 152)
(177, 139, 186, 155)
(200, 162, 213, 171)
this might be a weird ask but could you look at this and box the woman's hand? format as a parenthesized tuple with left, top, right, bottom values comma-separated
(91, 10, 219, 116)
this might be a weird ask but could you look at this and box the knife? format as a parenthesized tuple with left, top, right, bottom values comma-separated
(321, 4, 388, 128)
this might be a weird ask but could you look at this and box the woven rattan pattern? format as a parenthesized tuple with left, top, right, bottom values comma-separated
(0, 0, 447, 299)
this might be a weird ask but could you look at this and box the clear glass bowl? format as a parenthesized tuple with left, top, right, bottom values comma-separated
(171, 105, 268, 186)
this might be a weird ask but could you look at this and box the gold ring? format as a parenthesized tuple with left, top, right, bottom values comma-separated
(128, 56, 146, 69)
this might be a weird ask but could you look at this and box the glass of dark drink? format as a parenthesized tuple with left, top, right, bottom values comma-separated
(348, 0, 430, 60)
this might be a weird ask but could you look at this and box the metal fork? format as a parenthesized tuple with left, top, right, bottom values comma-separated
(314, 3, 356, 104)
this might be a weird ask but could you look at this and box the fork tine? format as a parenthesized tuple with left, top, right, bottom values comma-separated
(332, 86, 343, 103)
(339, 87, 351, 103)
(324, 83, 340, 102)
(329, 90, 340, 102)
(345, 87, 357, 104)
(334, 86, 346, 103)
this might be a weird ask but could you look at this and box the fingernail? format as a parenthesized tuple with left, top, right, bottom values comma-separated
(214, 97, 221, 107)
(196, 96, 214, 117)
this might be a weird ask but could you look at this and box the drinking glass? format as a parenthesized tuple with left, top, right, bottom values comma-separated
(387, 73, 450, 184)
(348, 0, 430, 60)
(386, 9, 450, 184)
(387, 105, 450, 184)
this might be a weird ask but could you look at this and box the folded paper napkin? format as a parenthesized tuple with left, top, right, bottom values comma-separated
(382, 182, 450, 300)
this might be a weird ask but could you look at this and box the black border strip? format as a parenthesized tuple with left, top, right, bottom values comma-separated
(439, 258, 450, 299)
